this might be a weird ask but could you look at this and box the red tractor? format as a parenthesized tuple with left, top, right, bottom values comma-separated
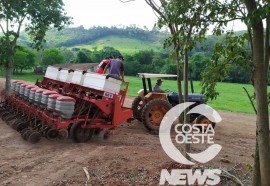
(0, 66, 133, 143)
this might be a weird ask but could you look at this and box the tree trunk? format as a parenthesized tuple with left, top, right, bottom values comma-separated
(252, 13, 270, 186)
(176, 47, 183, 104)
(184, 50, 189, 103)
(5, 48, 14, 96)
(175, 45, 185, 148)
(244, 0, 270, 185)
(183, 50, 191, 157)
(252, 131, 261, 186)
(264, 16, 270, 77)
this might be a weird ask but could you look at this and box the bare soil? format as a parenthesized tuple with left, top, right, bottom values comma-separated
(0, 78, 256, 185)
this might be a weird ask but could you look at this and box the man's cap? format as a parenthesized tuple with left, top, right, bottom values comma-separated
(118, 55, 124, 61)
(157, 79, 163, 83)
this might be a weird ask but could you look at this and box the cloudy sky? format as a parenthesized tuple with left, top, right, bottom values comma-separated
(63, 0, 158, 29)
(62, 0, 247, 31)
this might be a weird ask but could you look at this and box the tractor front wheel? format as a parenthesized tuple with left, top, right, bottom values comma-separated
(141, 99, 172, 134)
(131, 96, 144, 122)
(70, 122, 94, 143)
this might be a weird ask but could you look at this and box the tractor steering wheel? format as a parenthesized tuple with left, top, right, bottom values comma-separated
(164, 89, 171, 93)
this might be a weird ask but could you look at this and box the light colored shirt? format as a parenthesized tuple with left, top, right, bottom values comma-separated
(153, 84, 166, 93)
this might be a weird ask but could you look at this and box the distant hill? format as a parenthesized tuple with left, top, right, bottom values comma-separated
(17, 26, 248, 55)
(18, 26, 167, 54)
(69, 35, 164, 54)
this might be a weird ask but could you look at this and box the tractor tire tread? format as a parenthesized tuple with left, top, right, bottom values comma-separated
(131, 96, 143, 122)
(141, 99, 172, 134)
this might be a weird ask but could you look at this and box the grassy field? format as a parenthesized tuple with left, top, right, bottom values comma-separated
(70, 36, 162, 55)
(11, 74, 44, 83)
(3, 73, 260, 114)
(124, 76, 257, 114)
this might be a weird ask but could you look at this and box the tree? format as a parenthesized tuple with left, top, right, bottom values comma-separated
(13, 50, 27, 73)
(89, 50, 101, 63)
(41, 48, 64, 67)
(59, 48, 76, 64)
(134, 50, 154, 65)
(145, 0, 183, 104)
(144, 0, 270, 184)
(152, 55, 166, 73)
(13, 46, 36, 73)
(161, 60, 177, 74)
(199, 0, 270, 185)
(189, 52, 210, 80)
(0, 0, 71, 96)
(0, 37, 8, 66)
(202, 32, 253, 98)
(145, 0, 212, 158)
(244, 1, 270, 185)
(100, 46, 121, 59)
(225, 64, 251, 83)
(76, 50, 90, 63)
(125, 58, 142, 75)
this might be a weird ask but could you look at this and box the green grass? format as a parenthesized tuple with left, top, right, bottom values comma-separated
(70, 36, 162, 55)
(206, 83, 256, 114)
(4, 73, 260, 114)
(11, 74, 44, 83)
(124, 76, 258, 114)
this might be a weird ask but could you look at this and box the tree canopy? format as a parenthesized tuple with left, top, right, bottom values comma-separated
(41, 48, 64, 67)
(0, 0, 71, 95)
(14, 46, 36, 73)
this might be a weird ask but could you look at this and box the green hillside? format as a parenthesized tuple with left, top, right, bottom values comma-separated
(70, 36, 163, 54)
(18, 26, 167, 52)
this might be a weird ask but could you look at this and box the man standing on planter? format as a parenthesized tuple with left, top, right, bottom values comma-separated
(104, 55, 125, 82)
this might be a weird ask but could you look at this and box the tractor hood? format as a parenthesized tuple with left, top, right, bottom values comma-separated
(167, 92, 206, 104)
(188, 93, 206, 102)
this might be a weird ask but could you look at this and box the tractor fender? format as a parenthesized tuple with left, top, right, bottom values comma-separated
(137, 89, 144, 99)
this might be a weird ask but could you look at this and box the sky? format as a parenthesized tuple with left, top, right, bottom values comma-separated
(62, 0, 248, 32)
(63, 0, 159, 30)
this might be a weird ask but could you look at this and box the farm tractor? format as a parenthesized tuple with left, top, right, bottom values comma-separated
(131, 73, 215, 134)
(0, 66, 133, 143)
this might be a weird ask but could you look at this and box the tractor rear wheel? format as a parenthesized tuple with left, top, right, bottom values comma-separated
(196, 115, 216, 132)
(131, 96, 144, 122)
(141, 99, 172, 134)
(70, 122, 94, 143)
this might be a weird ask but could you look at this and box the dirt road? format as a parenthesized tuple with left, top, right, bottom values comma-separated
(0, 79, 256, 185)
